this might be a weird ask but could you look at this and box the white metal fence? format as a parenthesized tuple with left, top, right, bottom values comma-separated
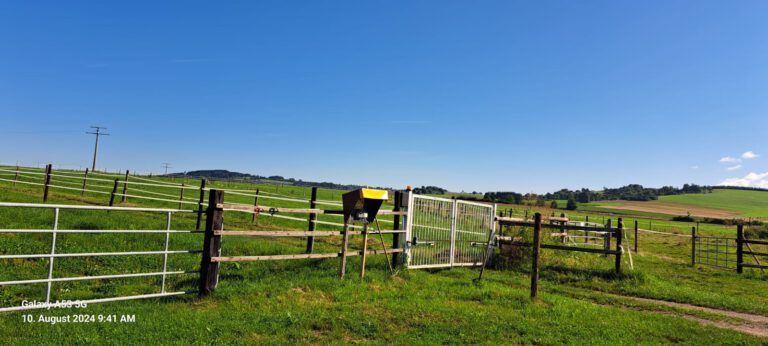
(405, 194, 496, 269)
(0, 202, 202, 312)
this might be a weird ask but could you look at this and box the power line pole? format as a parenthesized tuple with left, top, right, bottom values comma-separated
(86, 126, 109, 171)
(162, 163, 172, 175)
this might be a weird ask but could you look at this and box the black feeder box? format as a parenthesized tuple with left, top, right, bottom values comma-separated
(342, 188, 389, 224)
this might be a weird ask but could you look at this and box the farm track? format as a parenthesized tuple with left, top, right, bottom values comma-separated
(596, 292, 768, 337)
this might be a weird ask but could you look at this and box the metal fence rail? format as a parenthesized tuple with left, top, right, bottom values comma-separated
(405, 194, 496, 269)
(695, 235, 738, 270)
(0, 202, 201, 312)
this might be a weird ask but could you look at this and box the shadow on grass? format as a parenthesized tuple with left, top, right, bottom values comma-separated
(540, 264, 646, 284)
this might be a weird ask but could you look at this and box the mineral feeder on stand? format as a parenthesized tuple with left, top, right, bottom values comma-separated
(340, 188, 390, 279)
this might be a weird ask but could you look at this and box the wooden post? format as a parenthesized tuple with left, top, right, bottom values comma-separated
(81, 168, 89, 195)
(178, 184, 185, 209)
(737, 224, 744, 274)
(603, 219, 612, 257)
(615, 218, 623, 274)
(200, 189, 224, 296)
(13, 165, 19, 186)
(391, 190, 403, 267)
(585, 215, 589, 223)
(42, 164, 52, 202)
(121, 170, 129, 202)
(634, 220, 638, 253)
(251, 188, 260, 224)
(306, 187, 318, 253)
(560, 212, 566, 243)
(531, 213, 542, 299)
(360, 224, 369, 278)
(691, 226, 697, 267)
(195, 179, 207, 231)
(340, 222, 350, 279)
(108, 179, 119, 206)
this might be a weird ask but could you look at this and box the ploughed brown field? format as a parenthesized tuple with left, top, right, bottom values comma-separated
(594, 201, 740, 219)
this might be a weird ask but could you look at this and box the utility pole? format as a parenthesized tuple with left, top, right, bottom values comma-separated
(162, 163, 172, 175)
(86, 126, 109, 171)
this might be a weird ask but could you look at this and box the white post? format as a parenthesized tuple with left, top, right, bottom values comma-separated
(46, 208, 60, 304)
(403, 189, 414, 268)
(449, 199, 458, 267)
(161, 212, 171, 293)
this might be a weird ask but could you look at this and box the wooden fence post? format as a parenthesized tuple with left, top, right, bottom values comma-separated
(81, 168, 89, 195)
(391, 190, 403, 267)
(360, 224, 369, 278)
(195, 179, 207, 231)
(691, 226, 697, 267)
(121, 170, 129, 202)
(531, 213, 542, 299)
(13, 165, 19, 186)
(251, 188, 260, 224)
(604, 219, 612, 256)
(634, 220, 638, 253)
(108, 179, 119, 206)
(560, 212, 566, 243)
(42, 164, 52, 202)
(306, 187, 318, 253)
(737, 224, 744, 274)
(615, 218, 623, 274)
(178, 184, 185, 209)
(340, 222, 350, 279)
(200, 189, 224, 296)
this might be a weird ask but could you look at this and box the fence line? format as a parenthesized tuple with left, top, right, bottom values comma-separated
(636, 228, 691, 237)
(0, 202, 200, 312)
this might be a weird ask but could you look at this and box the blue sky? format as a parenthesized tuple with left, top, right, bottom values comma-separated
(2, 1, 767, 193)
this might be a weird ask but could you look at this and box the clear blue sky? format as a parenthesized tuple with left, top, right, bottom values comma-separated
(2, 1, 767, 193)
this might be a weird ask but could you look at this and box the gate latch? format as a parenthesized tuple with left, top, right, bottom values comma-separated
(412, 236, 436, 247)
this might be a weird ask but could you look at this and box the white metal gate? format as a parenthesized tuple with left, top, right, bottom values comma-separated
(405, 194, 496, 269)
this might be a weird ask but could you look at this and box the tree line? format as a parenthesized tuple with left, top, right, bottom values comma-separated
(482, 183, 712, 209)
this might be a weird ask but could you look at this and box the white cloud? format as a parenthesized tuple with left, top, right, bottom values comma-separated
(690, 165, 699, 170)
(726, 165, 742, 171)
(719, 156, 741, 163)
(719, 172, 768, 188)
(742, 151, 759, 160)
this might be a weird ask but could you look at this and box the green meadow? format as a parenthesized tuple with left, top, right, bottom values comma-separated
(0, 167, 766, 344)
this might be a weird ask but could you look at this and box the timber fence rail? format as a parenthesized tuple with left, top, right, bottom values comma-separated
(199, 189, 409, 295)
(496, 215, 625, 274)
(737, 225, 768, 273)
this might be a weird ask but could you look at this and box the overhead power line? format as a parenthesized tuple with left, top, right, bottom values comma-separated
(86, 126, 109, 171)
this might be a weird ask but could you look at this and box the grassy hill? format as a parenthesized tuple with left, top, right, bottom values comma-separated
(660, 189, 768, 218)
(583, 189, 768, 219)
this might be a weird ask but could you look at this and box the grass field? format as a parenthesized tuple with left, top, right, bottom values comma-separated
(1, 167, 767, 344)
(583, 189, 768, 219)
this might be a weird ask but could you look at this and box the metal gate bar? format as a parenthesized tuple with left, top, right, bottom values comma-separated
(406, 194, 495, 269)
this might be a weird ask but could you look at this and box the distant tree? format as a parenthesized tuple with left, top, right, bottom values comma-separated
(413, 186, 448, 195)
(550, 200, 559, 209)
(566, 199, 578, 210)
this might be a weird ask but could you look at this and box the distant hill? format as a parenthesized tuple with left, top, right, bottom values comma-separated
(165, 170, 391, 191)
